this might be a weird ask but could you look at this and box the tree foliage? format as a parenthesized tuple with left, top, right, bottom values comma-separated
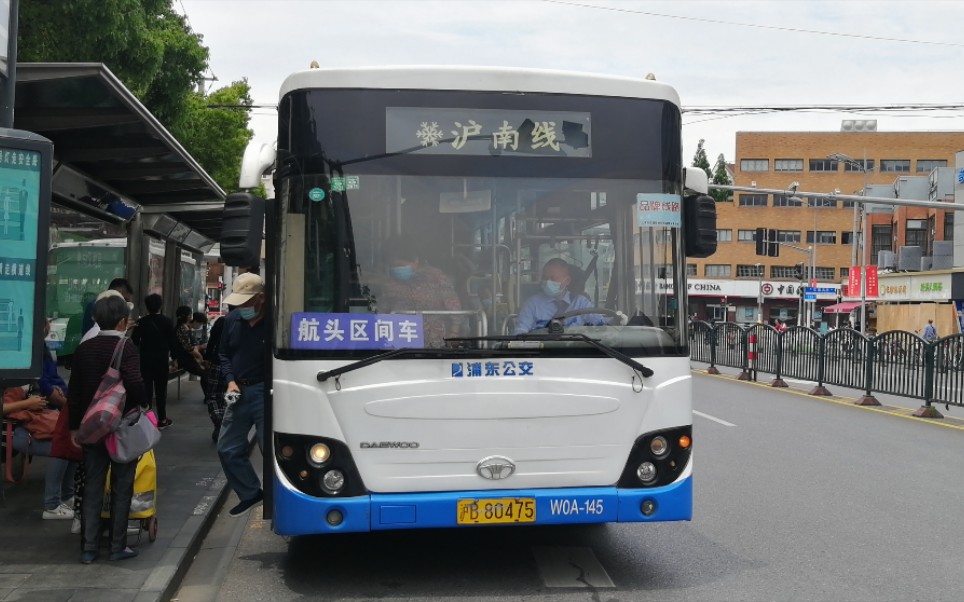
(173, 80, 254, 192)
(18, 0, 252, 192)
(711, 153, 733, 203)
(691, 139, 711, 178)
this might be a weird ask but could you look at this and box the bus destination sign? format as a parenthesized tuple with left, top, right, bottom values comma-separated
(386, 107, 591, 158)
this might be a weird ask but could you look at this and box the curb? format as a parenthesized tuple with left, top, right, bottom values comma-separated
(144, 472, 232, 602)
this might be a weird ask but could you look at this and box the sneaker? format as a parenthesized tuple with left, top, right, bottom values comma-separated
(108, 547, 138, 561)
(71, 517, 81, 534)
(228, 490, 263, 518)
(80, 551, 98, 564)
(43, 503, 74, 520)
(158, 418, 173, 430)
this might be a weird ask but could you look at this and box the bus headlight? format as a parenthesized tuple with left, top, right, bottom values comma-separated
(322, 469, 345, 494)
(636, 462, 657, 484)
(649, 436, 669, 457)
(308, 443, 331, 466)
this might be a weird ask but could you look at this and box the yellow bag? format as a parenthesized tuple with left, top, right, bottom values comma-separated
(101, 450, 157, 519)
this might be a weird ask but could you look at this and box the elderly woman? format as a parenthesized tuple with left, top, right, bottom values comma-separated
(68, 294, 147, 564)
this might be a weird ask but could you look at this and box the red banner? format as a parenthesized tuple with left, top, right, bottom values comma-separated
(848, 266, 860, 298)
(847, 266, 879, 298)
(865, 266, 879, 298)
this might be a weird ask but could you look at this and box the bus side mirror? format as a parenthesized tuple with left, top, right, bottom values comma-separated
(683, 194, 717, 258)
(220, 192, 265, 267)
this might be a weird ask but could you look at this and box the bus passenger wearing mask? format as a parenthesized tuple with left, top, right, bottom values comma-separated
(514, 258, 599, 334)
(377, 237, 462, 347)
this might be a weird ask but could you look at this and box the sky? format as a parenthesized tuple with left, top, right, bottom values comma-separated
(178, 0, 964, 165)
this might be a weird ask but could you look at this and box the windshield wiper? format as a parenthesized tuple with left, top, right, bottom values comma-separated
(445, 333, 654, 378)
(316, 348, 539, 382)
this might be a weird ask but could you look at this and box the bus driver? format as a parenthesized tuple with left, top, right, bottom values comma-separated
(514, 258, 601, 334)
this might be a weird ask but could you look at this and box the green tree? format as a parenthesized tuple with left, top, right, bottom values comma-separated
(173, 80, 254, 192)
(711, 153, 733, 203)
(18, 0, 252, 192)
(691, 138, 711, 178)
(18, 0, 208, 127)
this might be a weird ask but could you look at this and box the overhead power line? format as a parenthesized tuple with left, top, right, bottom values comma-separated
(543, 0, 964, 48)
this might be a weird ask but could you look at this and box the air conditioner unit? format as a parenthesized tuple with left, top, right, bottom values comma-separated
(897, 246, 922, 271)
(932, 255, 953, 270)
(920, 256, 933, 271)
(877, 250, 896, 269)
(933, 240, 953, 257)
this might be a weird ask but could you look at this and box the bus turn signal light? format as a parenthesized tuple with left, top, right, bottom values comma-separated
(679, 435, 691, 449)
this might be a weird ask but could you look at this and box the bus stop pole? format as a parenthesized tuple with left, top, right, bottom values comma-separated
(0, 0, 19, 128)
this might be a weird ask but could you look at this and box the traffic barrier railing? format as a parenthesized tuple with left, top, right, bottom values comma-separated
(687, 322, 962, 417)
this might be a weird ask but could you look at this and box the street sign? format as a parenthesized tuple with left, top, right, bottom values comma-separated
(804, 294, 817, 301)
(806, 287, 836, 294)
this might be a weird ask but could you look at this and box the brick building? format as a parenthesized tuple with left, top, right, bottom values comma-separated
(688, 126, 964, 327)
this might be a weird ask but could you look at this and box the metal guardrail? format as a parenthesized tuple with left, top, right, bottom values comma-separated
(689, 321, 963, 415)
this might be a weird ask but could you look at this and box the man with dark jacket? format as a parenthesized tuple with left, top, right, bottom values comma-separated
(131, 294, 179, 429)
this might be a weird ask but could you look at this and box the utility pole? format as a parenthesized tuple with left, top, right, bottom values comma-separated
(0, 0, 18, 128)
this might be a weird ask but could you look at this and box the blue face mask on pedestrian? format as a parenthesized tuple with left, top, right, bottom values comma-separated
(238, 306, 258, 320)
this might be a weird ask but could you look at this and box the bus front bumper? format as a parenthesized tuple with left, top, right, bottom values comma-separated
(272, 476, 691, 536)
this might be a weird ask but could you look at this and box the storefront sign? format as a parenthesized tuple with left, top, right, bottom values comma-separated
(685, 279, 839, 300)
(871, 272, 952, 302)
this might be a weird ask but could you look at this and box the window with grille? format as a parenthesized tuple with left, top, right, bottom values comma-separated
(737, 264, 764, 278)
(945, 213, 954, 242)
(815, 267, 835, 281)
(773, 194, 803, 207)
(905, 219, 927, 250)
(842, 232, 854, 245)
(809, 159, 838, 172)
(686, 264, 697, 276)
(705, 264, 731, 277)
(740, 159, 769, 172)
(771, 265, 797, 279)
(881, 160, 910, 173)
(806, 230, 837, 244)
(844, 159, 874, 173)
(917, 159, 946, 173)
(776, 230, 801, 243)
(840, 267, 850, 278)
(871, 224, 892, 265)
(774, 159, 803, 172)
(808, 196, 836, 208)
(738, 193, 767, 207)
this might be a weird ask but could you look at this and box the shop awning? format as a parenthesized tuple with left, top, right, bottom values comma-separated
(822, 301, 863, 314)
(14, 63, 226, 247)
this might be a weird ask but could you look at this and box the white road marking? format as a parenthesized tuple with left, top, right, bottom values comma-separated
(694, 410, 736, 427)
(532, 546, 615, 588)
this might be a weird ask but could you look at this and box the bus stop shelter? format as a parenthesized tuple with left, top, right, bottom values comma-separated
(14, 62, 226, 349)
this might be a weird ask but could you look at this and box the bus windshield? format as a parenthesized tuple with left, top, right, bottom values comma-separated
(274, 88, 684, 358)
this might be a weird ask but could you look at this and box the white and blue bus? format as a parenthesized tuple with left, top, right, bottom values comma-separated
(223, 66, 717, 536)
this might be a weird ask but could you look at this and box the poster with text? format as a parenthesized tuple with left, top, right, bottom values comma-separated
(0, 149, 41, 370)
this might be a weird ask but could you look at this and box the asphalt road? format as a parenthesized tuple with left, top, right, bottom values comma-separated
(177, 372, 964, 602)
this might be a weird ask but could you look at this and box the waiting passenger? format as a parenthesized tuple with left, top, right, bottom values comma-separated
(514, 258, 601, 334)
(376, 237, 462, 347)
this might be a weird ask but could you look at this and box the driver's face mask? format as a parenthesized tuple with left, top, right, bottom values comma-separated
(541, 279, 564, 298)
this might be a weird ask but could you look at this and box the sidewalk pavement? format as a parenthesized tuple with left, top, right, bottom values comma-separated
(0, 377, 230, 602)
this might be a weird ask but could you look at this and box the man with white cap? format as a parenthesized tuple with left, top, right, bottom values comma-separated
(217, 272, 268, 517)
